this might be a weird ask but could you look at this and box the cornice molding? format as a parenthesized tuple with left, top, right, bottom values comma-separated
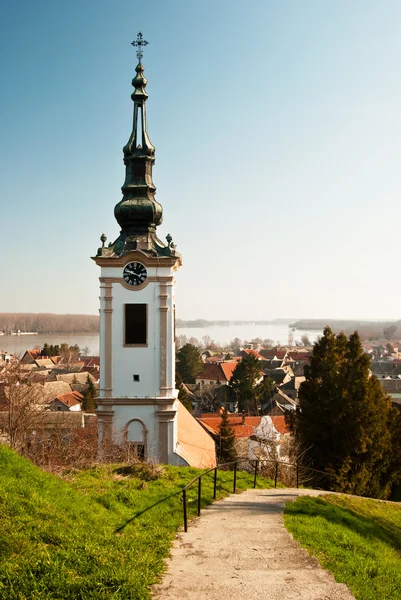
(93, 250, 180, 269)
(96, 397, 176, 407)
(99, 275, 174, 292)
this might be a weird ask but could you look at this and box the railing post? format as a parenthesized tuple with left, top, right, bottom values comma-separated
(296, 461, 299, 489)
(233, 461, 237, 493)
(274, 461, 278, 488)
(197, 477, 202, 516)
(213, 467, 217, 499)
(183, 489, 188, 532)
(253, 460, 258, 488)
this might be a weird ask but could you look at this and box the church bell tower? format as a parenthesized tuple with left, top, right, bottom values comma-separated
(93, 34, 182, 463)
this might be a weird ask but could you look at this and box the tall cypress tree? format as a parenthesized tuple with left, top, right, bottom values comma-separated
(292, 327, 400, 498)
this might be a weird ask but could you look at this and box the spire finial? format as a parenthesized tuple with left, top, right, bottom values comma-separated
(131, 32, 149, 62)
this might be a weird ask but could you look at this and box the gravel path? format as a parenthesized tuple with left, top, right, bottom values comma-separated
(152, 488, 355, 600)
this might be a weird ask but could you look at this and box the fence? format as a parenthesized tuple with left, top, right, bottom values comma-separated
(181, 458, 332, 532)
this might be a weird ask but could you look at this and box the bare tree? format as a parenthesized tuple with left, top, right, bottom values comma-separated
(262, 339, 274, 348)
(59, 344, 81, 369)
(301, 334, 311, 346)
(195, 385, 223, 413)
(384, 325, 398, 340)
(0, 359, 46, 451)
(188, 337, 203, 349)
(202, 335, 213, 349)
(229, 338, 242, 354)
(176, 334, 188, 350)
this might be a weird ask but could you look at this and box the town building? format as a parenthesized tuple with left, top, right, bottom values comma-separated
(198, 413, 289, 461)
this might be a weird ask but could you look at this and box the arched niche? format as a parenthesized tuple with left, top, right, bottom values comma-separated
(123, 418, 148, 460)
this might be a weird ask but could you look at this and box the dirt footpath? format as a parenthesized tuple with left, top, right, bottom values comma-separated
(152, 488, 355, 600)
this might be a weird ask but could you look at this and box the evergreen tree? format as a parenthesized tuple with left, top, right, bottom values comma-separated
(41, 343, 50, 357)
(229, 354, 273, 413)
(291, 327, 401, 498)
(176, 343, 204, 383)
(176, 372, 193, 413)
(82, 374, 97, 413)
(218, 409, 237, 464)
(178, 384, 193, 413)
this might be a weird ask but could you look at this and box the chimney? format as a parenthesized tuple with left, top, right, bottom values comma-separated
(241, 411, 246, 425)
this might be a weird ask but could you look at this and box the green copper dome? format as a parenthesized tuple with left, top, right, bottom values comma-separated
(111, 58, 165, 255)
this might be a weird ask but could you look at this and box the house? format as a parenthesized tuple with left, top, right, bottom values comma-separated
(0, 352, 12, 365)
(197, 413, 289, 461)
(262, 386, 297, 415)
(20, 349, 43, 364)
(195, 362, 237, 388)
(239, 348, 266, 361)
(34, 358, 57, 369)
(273, 388, 298, 413)
(262, 357, 286, 369)
(281, 376, 305, 400)
(55, 371, 98, 394)
(80, 356, 100, 370)
(263, 368, 292, 386)
(259, 348, 288, 361)
(49, 391, 84, 412)
(0, 380, 73, 408)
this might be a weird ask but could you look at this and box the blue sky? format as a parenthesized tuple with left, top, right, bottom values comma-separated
(1, 0, 401, 320)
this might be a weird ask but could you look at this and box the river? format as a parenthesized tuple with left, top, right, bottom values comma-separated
(0, 324, 321, 357)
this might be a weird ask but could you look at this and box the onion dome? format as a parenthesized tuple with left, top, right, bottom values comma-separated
(97, 34, 179, 260)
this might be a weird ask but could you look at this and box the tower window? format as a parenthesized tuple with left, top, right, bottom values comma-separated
(133, 374, 140, 382)
(125, 304, 147, 345)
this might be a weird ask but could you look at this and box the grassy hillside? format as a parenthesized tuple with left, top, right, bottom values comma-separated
(0, 446, 274, 599)
(284, 494, 401, 600)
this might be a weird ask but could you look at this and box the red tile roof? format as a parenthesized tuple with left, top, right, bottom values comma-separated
(198, 415, 261, 438)
(81, 357, 100, 367)
(196, 363, 224, 382)
(287, 351, 311, 361)
(55, 391, 83, 407)
(27, 349, 42, 360)
(260, 349, 288, 360)
(270, 416, 288, 434)
(196, 361, 238, 383)
(198, 414, 289, 437)
(242, 349, 266, 360)
(220, 362, 237, 382)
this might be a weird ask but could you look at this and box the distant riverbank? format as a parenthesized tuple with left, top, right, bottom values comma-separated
(0, 324, 321, 357)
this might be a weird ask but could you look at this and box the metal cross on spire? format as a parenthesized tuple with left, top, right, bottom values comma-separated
(131, 32, 149, 62)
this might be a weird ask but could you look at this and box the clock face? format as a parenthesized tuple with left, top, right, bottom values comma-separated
(123, 262, 147, 286)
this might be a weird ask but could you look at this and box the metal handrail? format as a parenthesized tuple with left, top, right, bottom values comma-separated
(181, 457, 333, 532)
(114, 457, 334, 534)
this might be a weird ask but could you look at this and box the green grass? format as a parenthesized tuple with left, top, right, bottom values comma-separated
(284, 494, 401, 600)
(0, 446, 275, 599)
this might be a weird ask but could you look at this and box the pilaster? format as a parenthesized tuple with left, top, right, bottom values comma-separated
(157, 409, 177, 463)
